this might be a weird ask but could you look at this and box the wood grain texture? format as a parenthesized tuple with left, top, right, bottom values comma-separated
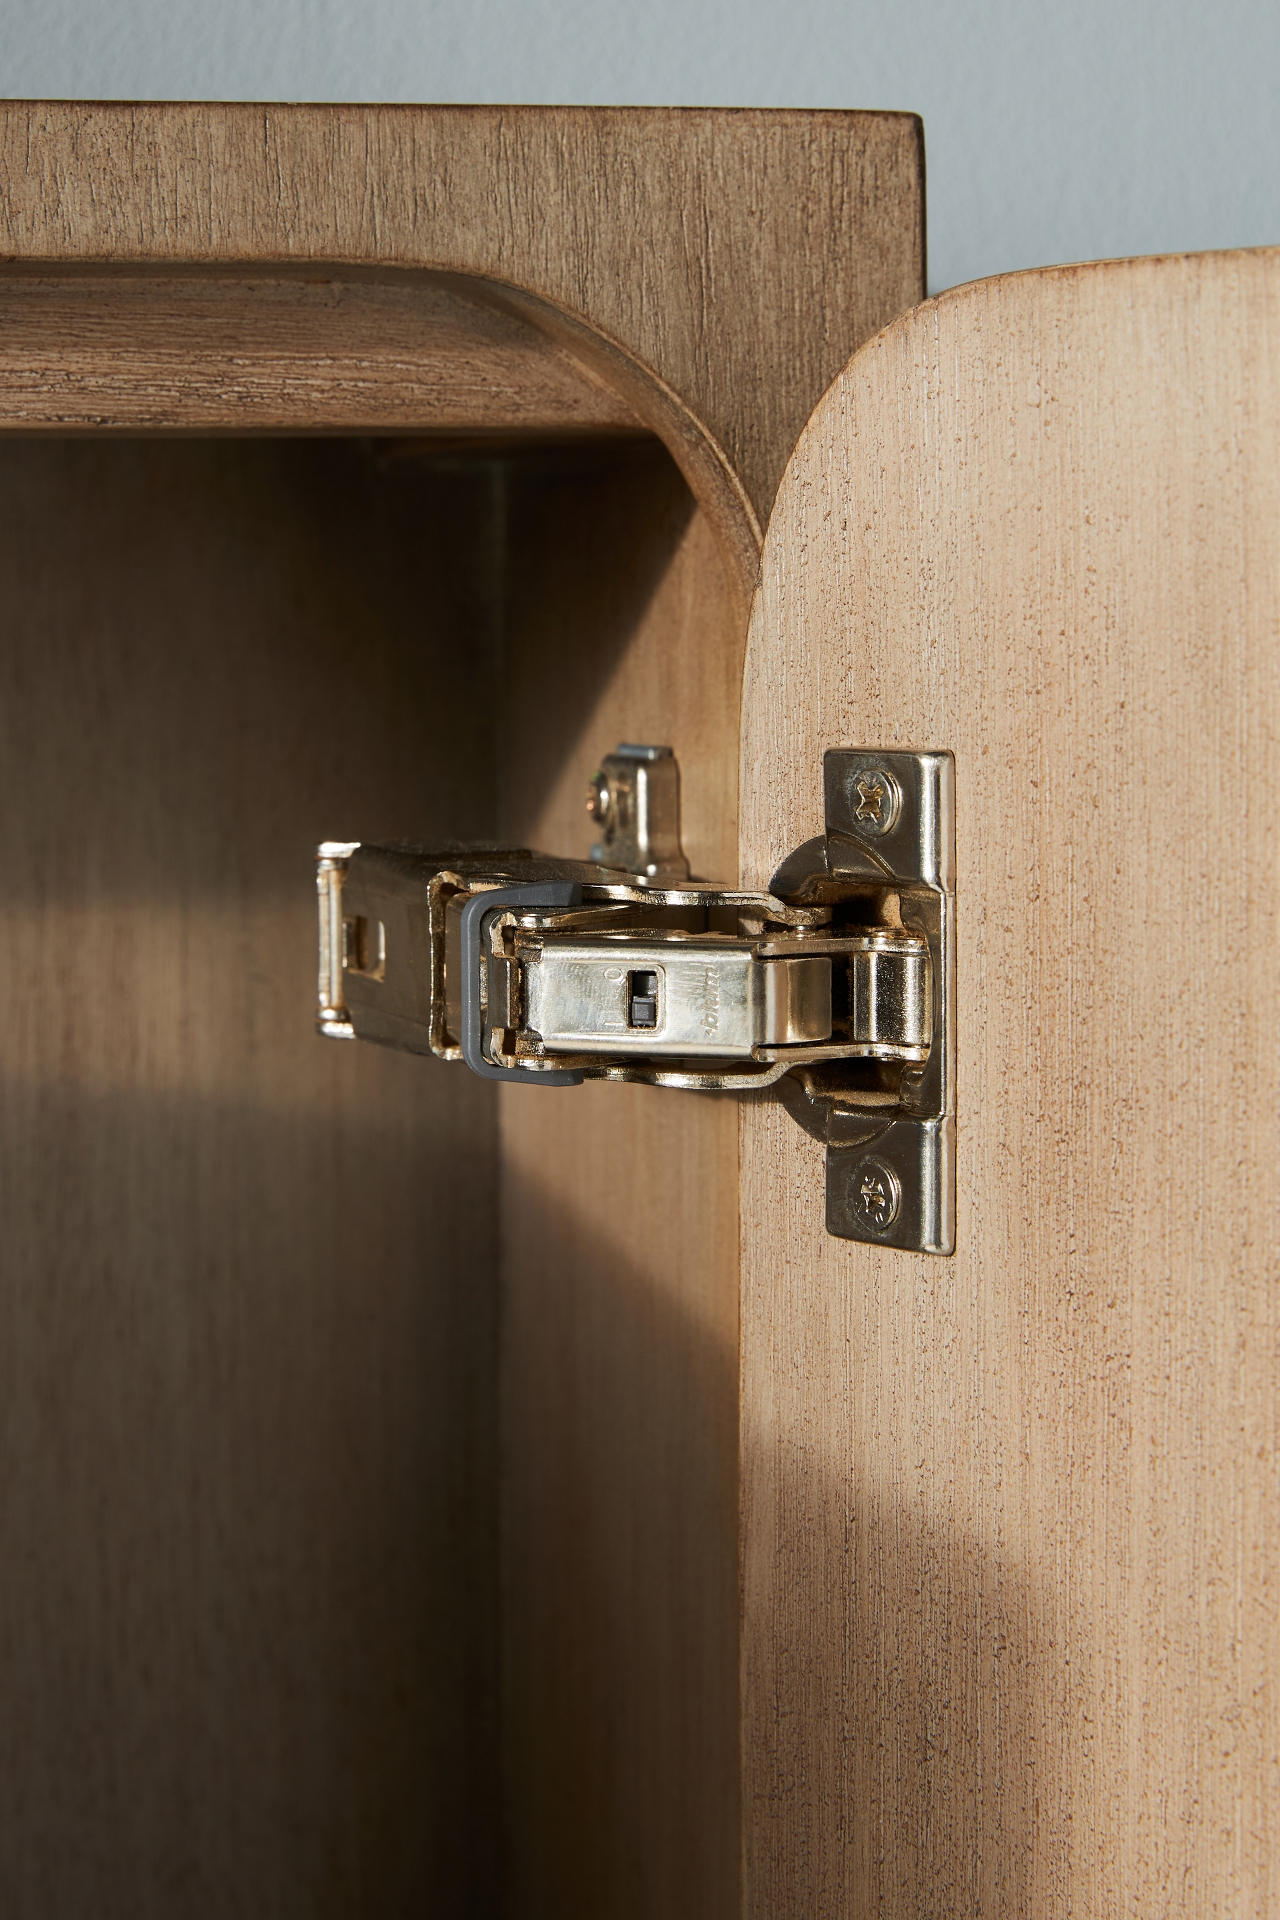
(0, 103, 929, 1915)
(497, 442, 741, 1917)
(0, 103, 925, 568)
(0, 271, 643, 433)
(0, 437, 505, 1916)
(740, 248, 1280, 1917)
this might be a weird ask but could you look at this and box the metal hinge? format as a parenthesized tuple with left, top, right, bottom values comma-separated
(317, 747, 954, 1253)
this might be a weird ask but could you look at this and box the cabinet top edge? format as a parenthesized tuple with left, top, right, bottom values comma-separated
(0, 101, 923, 129)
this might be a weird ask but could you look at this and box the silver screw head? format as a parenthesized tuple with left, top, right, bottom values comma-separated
(845, 764, 901, 836)
(849, 1155, 902, 1234)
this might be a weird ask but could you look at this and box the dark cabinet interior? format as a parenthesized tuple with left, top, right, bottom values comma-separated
(0, 428, 739, 1916)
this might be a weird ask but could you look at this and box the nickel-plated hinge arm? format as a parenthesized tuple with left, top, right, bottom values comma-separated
(316, 748, 954, 1252)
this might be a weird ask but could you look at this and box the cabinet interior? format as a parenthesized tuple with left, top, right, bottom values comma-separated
(0, 421, 741, 1915)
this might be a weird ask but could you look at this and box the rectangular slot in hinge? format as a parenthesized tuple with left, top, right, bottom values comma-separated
(343, 914, 386, 980)
(627, 970, 659, 1028)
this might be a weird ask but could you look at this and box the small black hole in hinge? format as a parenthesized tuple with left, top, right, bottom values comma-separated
(627, 970, 659, 1028)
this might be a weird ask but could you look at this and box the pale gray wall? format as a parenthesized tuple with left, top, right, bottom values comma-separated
(1, 0, 1276, 293)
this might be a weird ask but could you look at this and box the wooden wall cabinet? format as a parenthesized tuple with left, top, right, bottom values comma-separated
(0, 102, 922, 1920)
(2, 102, 1277, 1920)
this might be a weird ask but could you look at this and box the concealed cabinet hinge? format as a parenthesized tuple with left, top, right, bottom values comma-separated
(317, 748, 954, 1254)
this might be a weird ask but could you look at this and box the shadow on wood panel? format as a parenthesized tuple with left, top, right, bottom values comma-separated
(378, 432, 703, 864)
(494, 437, 699, 842)
(0, 438, 502, 1917)
(499, 1104, 740, 1920)
(746, 1458, 1037, 1916)
(488, 439, 742, 1920)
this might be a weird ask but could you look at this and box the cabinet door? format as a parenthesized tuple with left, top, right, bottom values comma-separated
(741, 250, 1280, 1917)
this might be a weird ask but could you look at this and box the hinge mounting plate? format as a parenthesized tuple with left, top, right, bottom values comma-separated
(805, 750, 955, 1255)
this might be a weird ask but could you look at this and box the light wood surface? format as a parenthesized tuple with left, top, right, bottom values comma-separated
(740, 247, 1280, 1917)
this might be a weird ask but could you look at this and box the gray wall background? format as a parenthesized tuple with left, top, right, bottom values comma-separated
(1, 0, 1277, 303)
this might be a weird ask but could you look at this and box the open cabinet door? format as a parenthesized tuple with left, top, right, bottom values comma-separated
(741, 250, 1280, 1915)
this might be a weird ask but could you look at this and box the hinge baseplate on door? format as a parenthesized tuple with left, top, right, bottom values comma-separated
(317, 748, 954, 1253)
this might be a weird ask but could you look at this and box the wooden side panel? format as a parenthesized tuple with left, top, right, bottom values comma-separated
(0, 438, 503, 1916)
(498, 445, 741, 1918)
(740, 250, 1280, 1916)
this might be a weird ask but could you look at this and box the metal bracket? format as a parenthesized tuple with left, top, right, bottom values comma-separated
(587, 743, 690, 881)
(806, 750, 955, 1255)
(315, 746, 954, 1253)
